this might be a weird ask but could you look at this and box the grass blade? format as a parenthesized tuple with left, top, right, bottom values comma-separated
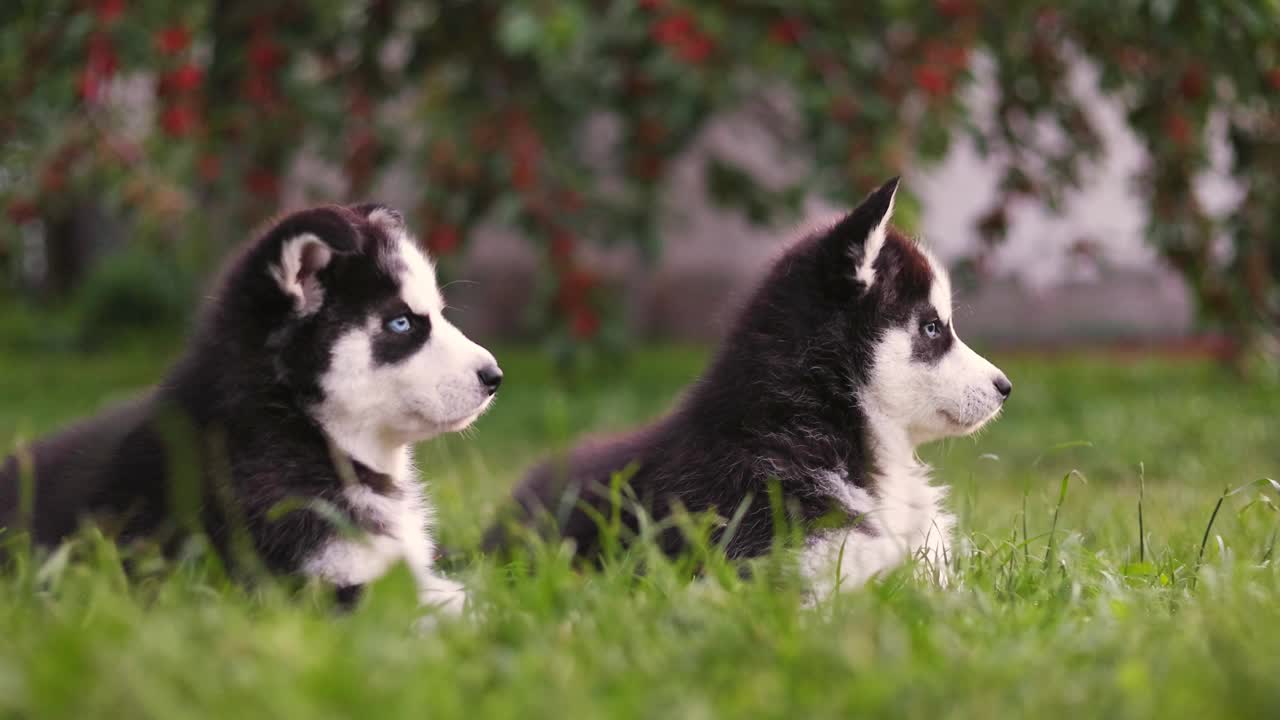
(1044, 470, 1084, 572)
(1137, 462, 1146, 564)
(1194, 486, 1229, 587)
(1032, 440, 1094, 468)
(1021, 483, 1030, 568)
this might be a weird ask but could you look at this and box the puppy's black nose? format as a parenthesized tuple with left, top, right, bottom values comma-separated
(478, 365, 503, 395)
(993, 375, 1012, 400)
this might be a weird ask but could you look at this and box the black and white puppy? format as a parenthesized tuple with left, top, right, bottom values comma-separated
(0, 204, 501, 611)
(484, 179, 1010, 597)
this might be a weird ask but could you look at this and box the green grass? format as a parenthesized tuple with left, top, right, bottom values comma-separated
(2, 339, 1279, 719)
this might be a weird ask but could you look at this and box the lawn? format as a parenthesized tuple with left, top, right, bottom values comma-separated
(1, 337, 1278, 719)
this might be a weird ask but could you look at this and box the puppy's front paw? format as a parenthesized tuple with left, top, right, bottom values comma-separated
(418, 575, 467, 615)
(413, 578, 467, 634)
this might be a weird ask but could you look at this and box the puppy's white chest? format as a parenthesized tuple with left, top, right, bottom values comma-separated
(347, 482, 425, 536)
(870, 464, 953, 553)
(800, 464, 954, 597)
(302, 475, 434, 587)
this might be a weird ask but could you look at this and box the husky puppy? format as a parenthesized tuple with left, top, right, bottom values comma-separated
(484, 179, 1010, 596)
(0, 204, 502, 611)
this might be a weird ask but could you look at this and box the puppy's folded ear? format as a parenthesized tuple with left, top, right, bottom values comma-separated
(348, 202, 404, 232)
(262, 206, 362, 314)
(349, 202, 423, 252)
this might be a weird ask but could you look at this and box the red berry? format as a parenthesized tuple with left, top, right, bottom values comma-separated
(41, 168, 66, 193)
(934, 0, 975, 19)
(511, 157, 536, 191)
(555, 268, 596, 309)
(1164, 113, 1193, 147)
(245, 168, 278, 198)
(87, 33, 118, 75)
(675, 33, 713, 64)
(156, 26, 191, 55)
(925, 41, 970, 71)
(554, 285, 576, 310)
(768, 19, 804, 46)
(913, 65, 950, 97)
(565, 268, 595, 294)
(1268, 68, 1280, 91)
(160, 104, 197, 137)
(571, 307, 600, 339)
(7, 199, 38, 224)
(78, 33, 118, 103)
(243, 75, 274, 103)
(248, 38, 282, 72)
(95, 0, 125, 23)
(427, 224, 461, 255)
(651, 13, 693, 46)
(508, 129, 541, 192)
(168, 64, 203, 93)
(78, 67, 101, 102)
(650, 12, 713, 64)
(1179, 65, 1207, 100)
(550, 231, 575, 262)
(630, 154, 663, 181)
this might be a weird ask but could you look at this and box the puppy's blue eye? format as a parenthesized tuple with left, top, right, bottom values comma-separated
(923, 321, 941, 339)
(386, 315, 413, 334)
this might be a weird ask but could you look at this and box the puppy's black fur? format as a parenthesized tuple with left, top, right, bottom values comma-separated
(0, 205, 414, 581)
(483, 179, 938, 560)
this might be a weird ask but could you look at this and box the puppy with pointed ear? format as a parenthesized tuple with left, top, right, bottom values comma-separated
(484, 176, 1010, 597)
(846, 176, 899, 288)
(1, 203, 502, 615)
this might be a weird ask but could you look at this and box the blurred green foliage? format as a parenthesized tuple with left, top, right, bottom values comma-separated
(76, 246, 191, 342)
(0, 0, 1276, 354)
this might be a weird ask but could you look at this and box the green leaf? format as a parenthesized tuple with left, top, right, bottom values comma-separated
(1122, 561, 1156, 577)
(498, 7, 542, 55)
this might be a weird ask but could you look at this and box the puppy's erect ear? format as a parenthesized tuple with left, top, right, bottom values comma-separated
(263, 206, 362, 315)
(821, 177, 899, 290)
